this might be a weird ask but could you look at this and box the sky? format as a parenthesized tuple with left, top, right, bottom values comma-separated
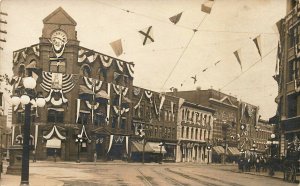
(0, 0, 286, 119)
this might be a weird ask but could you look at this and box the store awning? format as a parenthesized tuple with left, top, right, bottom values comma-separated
(131, 141, 153, 153)
(227, 147, 240, 156)
(147, 142, 167, 154)
(46, 137, 61, 148)
(212, 146, 224, 155)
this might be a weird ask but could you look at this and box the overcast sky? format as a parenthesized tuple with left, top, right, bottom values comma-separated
(0, 0, 286, 119)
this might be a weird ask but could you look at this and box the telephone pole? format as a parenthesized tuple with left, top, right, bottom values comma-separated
(0, 0, 8, 50)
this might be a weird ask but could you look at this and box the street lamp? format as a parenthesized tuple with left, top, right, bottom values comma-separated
(207, 144, 212, 164)
(158, 141, 165, 164)
(270, 133, 276, 158)
(11, 77, 46, 186)
(75, 134, 83, 163)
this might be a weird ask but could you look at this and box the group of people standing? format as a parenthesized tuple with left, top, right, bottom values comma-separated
(238, 154, 268, 173)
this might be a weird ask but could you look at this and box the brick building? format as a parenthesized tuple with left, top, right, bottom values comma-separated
(171, 88, 239, 163)
(270, 0, 300, 158)
(11, 7, 134, 161)
(131, 86, 179, 162)
(176, 98, 215, 163)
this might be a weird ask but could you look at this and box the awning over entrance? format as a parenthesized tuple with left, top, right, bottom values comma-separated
(46, 137, 61, 148)
(227, 147, 240, 156)
(147, 142, 167, 154)
(212, 146, 224, 155)
(131, 141, 153, 153)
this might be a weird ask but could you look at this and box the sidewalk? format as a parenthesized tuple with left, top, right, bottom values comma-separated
(0, 161, 63, 186)
(236, 169, 300, 184)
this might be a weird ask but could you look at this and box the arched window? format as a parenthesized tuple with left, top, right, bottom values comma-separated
(191, 128, 194, 139)
(80, 64, 91, 77)
(181, 127, 184, 138)
(195, 129, 198, 140)
(18, 64, 25, 77)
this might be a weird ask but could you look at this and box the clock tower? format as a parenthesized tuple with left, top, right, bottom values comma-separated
(39, 7, 79, 74)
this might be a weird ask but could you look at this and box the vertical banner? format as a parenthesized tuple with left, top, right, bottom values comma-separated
(107, 135, 114, 153)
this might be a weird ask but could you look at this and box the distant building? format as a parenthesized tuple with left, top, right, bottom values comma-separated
(131, 86, 179, 162)
(270, 0, 300, 157)
(171, 88, 239, 163)
(176, 98, 215, 163)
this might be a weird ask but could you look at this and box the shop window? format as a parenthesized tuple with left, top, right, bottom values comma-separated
(47, 109, 64, 123)
(50, 61, 66, 73)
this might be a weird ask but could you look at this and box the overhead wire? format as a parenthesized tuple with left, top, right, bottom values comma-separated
(220, 45, 278, 90)
(160, 14, 208, 91)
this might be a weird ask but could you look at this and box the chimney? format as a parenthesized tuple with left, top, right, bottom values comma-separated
(196, 86, 201, 91)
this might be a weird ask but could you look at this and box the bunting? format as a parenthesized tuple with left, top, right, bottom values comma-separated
(116, 60, 124, 72)
(169, 12, 183, 24)
(253, 35, 262, 57)
(110, 39, 123, 57)
(234, 49, 242, 71)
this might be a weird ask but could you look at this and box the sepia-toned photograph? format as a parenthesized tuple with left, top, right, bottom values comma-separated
(0, 0, 299, 185)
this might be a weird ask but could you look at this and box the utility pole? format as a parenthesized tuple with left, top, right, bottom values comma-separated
(0, 0, 7, 50)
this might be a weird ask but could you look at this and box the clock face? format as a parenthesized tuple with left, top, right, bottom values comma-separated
(51, 30, 68, 48)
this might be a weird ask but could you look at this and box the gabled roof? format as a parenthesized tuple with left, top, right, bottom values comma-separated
(43, 7, 77, 26)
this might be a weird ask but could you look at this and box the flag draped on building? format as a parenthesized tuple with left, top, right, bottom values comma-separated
(234, 49, 242, 71)
(110, 39, 123, 57)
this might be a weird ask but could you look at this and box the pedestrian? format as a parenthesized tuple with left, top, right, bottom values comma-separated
(94, 151, 97, 165)
(32, 150, 36, 162)
(54, 149, 57, 162)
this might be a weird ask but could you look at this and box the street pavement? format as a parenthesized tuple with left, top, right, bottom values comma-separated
(0, 161, 298, 186)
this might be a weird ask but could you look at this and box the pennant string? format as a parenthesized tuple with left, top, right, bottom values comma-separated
(220, 45, 277, 90)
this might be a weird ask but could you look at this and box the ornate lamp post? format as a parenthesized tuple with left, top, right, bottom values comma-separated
(75, 134, 83, 163)
(11, 77, 46, 186)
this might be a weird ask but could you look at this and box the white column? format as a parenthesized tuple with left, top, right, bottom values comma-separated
(176, 145, 181, 162)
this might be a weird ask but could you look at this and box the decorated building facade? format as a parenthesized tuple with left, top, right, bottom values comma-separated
(131, 86, 179, 162)
(176, 98, 215, 163)
(270, 0, 300, 158)
(171, 88, 239, 163)
(11, 7, 135, 161)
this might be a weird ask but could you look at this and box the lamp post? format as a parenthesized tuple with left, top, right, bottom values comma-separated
(11, 77, 46, 186)
(75, 134, 83, 163)
(207, 144, 212, 164)
(270, 133, 276, 158)
(159, 141, 165, 164)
